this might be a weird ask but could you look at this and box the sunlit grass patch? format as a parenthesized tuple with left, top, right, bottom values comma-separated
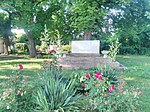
(0, 75, 9, 79)
(124, 77, 135, 81)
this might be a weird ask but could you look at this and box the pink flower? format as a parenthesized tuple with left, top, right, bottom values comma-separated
(22, 79, 26, 84)
(118, 86, 124, 93)
(120, 90, 124, 93)
(96, 72, 101, 75)
(95, 74, 99, 78)
(48, 61, 52, 64)
(85, 92, 88, 96)
(99, 75, 103, 80)
(108, 85, 115, 93)
(19, 64, 23, 70)
(138, 91, 143, 95)
(95, 72, 102, 80)
(85, 73, 90, 79)
(5, 90, 10, 95)
(108, 88, 113, 93)
(81, 83, 85, 87)
(17, 90, 21, 94)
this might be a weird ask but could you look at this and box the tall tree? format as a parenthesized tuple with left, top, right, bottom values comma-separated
(0, 10, 11, 55)
(0, 0, 65, 57)
(69, 0, 130, 40)
(111, 0, 150, 54)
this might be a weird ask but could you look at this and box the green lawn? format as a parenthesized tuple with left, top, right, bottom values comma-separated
(0, 55, 150, 112)
(0, 55, 45, 82)
(117, 55, 150, 112)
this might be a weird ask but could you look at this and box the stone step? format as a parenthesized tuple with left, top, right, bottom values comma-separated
(59, 56, 125, 69)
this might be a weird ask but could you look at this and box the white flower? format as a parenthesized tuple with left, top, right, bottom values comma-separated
(80, 76, 84, 82)
(6, 106, 10, 109)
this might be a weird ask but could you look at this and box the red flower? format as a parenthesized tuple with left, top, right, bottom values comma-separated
(96, 72, 101, 75)
(19, 64, 23, 70)
(81, 83, 85, 87)
(85, 73, 90, 79)
(99, 75, 103, 80)
(95, 74, 99, 78)
(49, 49, 56, 53)
(95, 72, 102, 80)
(112, 85, 115, 89)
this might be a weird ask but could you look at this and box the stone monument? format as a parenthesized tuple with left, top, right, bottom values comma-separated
(59, 40, 125, 69)
(71, 40, 100, 56)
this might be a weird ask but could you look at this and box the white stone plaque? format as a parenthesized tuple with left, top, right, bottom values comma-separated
(71, 40, 100, 54)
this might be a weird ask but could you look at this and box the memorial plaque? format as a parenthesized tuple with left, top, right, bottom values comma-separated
(71, 40, 100, 56)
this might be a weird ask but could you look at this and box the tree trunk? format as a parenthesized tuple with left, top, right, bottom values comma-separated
(28, 37, 37, 57)
(83, 32, 92, 40)
(3, 37, 10, 55)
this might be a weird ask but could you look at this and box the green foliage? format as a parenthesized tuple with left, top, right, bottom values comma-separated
(78, 66, 142, 112)
(70, 0, 129, 33)
(119, 46, 150, 55)
(34, 67, 84, 112)
(112, 0, 150, 55)
(16, 43, 28, 52)
(109, 38, 121, 61)
(0, 10, 10, 36)
(61, 44, 71, 52)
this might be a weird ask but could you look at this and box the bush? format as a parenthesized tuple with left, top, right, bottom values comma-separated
(77, 66, 142, 112)
(61, 44, 71, 53)
(119, 46, 150, 55)
(16, 43, 28, 52)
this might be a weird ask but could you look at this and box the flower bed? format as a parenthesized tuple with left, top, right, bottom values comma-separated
(0, 60, 142, 111)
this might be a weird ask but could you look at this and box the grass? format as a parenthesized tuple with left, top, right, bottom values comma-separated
(0, 55, 150, 112)
(0, 55, 46, 82)
(117, 55, 150, 112)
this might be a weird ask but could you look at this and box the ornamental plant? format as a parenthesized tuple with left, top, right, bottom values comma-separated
(34, 65, 84, 112)
(47, 48, 62, 71)
(79, 67, 142, 112)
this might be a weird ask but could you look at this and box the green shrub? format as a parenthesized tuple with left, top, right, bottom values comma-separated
(77, 66, 142, 112)
(119, 46, 150, 55)
(109, 38, 121, 61)
(16, 43, 28, 52)
(61, 44, 71, 52)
